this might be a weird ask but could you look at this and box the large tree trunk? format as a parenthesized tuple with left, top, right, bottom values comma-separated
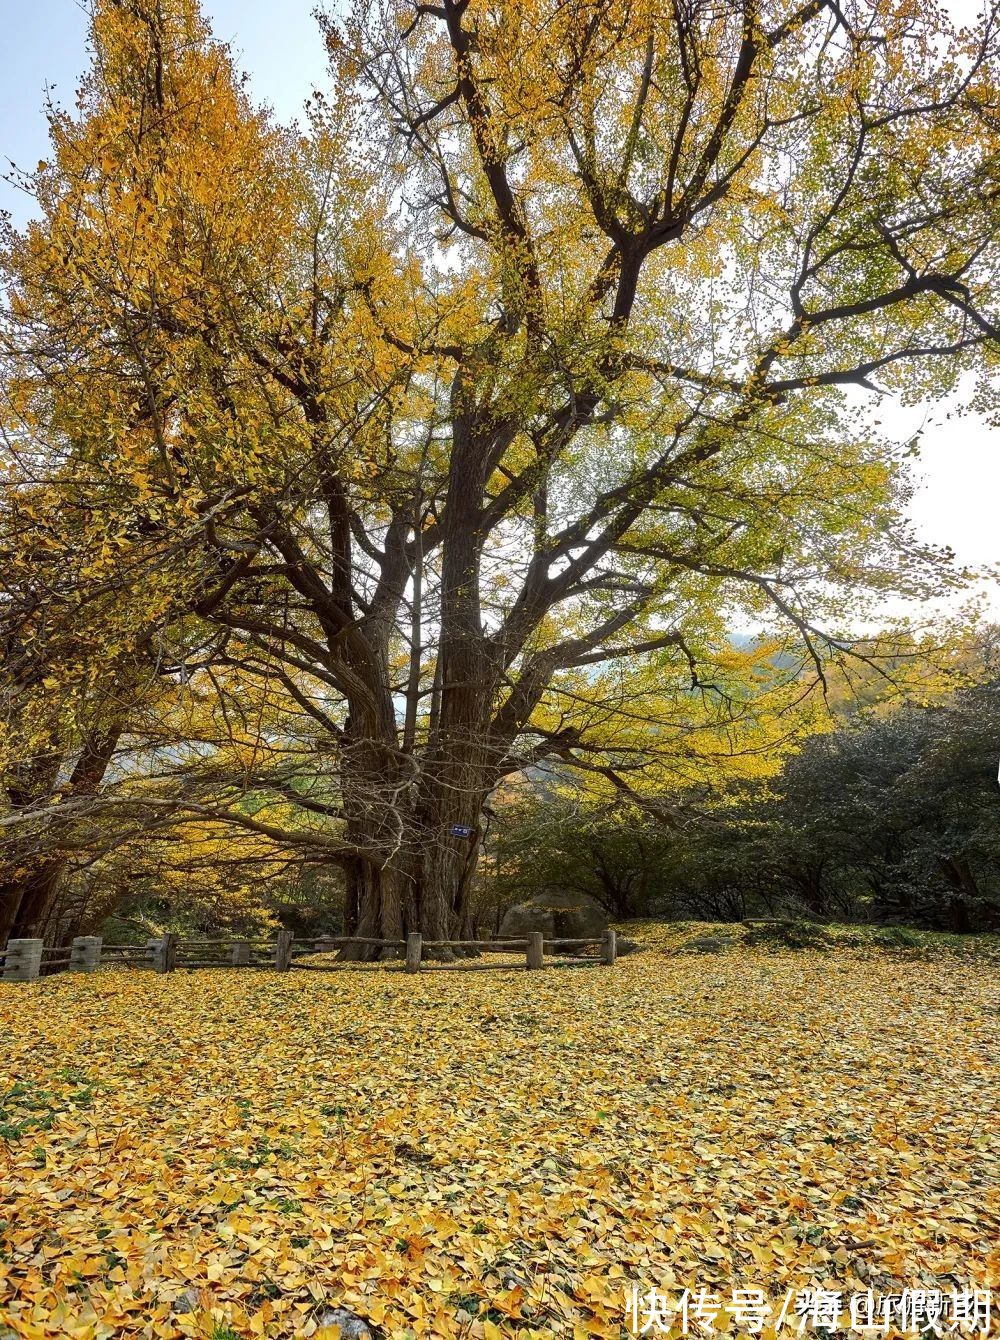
(331, 394, 511, 953)
(414, 774, 489, 943)
(4, 857, 69, 943)
(338, 730, 498, 953)
(336, 696, 414, 958)
(411, 638, 503, 944)
(0, 725, 122, 943)
(0, 737, 63, 943)
(341, 858, 407, 955)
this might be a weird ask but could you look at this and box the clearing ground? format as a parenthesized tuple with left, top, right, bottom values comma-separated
(0, 925, 997, 1338)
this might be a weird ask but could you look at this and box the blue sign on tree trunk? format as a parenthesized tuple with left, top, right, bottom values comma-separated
(450, 824, 474, 839)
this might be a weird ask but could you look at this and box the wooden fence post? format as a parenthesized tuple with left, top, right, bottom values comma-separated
(2, 938, 43, 982)
(275, 929, 293, 972)
(154, 934, 177, 974)
(70, 936, 102, 973)
(230, 941, 251, 966)
(601, 929, 617, 966)
(405, 932, 422, 973)
(526, 931, 544, 970)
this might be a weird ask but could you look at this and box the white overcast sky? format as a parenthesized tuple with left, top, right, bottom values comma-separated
(2, 0, 997, 620)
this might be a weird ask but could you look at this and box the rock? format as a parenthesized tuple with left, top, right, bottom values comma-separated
(499, 889, 608, 941)
(498, 1265, 529, 1290)
(172, 1287, 201, 1314)
(680, 934, 734, 955)
(314, 1307, 373, 1338)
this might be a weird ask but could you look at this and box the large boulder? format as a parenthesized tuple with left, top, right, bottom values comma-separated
(499, 889, 608, 940)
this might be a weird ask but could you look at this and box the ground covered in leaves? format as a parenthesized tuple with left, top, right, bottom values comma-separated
(0, 926, 997, 1338)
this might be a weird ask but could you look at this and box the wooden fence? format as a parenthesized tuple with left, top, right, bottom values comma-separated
(0, 929, 617, 982)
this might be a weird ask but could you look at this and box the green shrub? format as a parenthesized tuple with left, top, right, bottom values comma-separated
(874, 926, 924, 950)
(743, 920, 831, 951)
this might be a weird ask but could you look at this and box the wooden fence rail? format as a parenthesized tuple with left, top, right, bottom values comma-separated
(1, 929, 617, 982)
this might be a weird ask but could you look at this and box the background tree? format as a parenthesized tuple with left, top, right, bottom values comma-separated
(756, 674, 1000, 929)
(495, 648, 1000, 932)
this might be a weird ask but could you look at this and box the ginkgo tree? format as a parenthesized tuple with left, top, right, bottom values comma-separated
(2, 0, 998, 948)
